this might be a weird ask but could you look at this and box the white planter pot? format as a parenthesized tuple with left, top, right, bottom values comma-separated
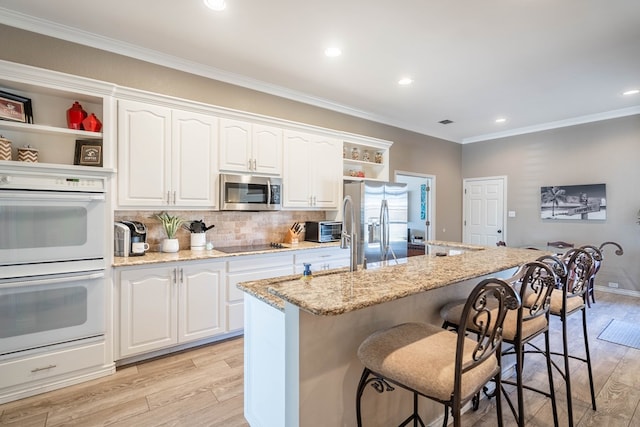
(161, 238, 180, 253)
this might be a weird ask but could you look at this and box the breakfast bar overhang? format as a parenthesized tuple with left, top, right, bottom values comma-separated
(238, 245, 546, 426)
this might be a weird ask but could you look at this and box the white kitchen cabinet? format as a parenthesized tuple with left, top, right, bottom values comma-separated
(226, 253, 294, 332)
(293, 246, 350, 274)
(219, 118, 282, 175)
(117, 99, 218, 208)
(117, 260, 225, 359)
(283, 130, 342, 209)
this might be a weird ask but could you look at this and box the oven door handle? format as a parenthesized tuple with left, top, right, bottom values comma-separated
(0, 192, 105, 202)
(0, 271, 105, 289)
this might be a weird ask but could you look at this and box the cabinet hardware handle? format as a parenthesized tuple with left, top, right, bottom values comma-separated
(31, 364, 56, 373)
(180, 268, 184, 283)
(172, 191, 176, 205)
(253, 159, 257, 170)
(167, 191, 170, 204)
(248, 159, 252, 170)
(173, 268, 178, 284)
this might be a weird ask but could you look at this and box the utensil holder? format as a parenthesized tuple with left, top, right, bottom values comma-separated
(190, 233, 206, 251)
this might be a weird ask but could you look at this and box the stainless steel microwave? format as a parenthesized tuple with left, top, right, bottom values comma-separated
(220, 174, 282, 211)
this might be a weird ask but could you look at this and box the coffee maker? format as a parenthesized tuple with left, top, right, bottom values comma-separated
(114, 221, 148, 256)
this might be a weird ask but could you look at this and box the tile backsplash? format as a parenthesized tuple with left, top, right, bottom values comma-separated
(115, 210, 327, 251)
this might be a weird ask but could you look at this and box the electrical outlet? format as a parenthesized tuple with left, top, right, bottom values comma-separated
(608, 282, 619, 288)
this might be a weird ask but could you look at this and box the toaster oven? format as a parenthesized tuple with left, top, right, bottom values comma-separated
(304, 221, 343, 243)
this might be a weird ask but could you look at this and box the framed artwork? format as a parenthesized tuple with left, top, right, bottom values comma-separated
(541, 183, 606, 220)
(74, 139, 103, 167)
(0, 90, 33, 123)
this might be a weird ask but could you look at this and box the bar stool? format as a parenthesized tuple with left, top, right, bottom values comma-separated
(542, 248, 595, 427)
(355, 278, 519, 427)
(440, 261, 560, 426)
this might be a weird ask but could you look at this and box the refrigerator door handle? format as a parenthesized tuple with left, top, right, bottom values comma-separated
(382, 199, 398, 262)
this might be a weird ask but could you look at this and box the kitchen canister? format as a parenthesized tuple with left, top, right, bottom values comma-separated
(0, 135, 11, 161)
(190, 233, 206, 251)
(17, 145, 38, 163)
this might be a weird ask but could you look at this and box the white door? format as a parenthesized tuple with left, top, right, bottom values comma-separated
(463, 177, 506, 246)
(219, 118, 252, 172)
(253, 124, 282, 175)
(117, 100, 172, 206)
(119, 266, 177, 358)
(179, 262, 226, 343)
(172, 110, 218, 207)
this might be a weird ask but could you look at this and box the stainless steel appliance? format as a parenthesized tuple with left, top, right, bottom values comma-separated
(220, 173, 281, 211)
(344, 180, 408, 264)
(114, 221, 147, 257)
(0, 170, 106, 357)
(304, 221, 342, 243)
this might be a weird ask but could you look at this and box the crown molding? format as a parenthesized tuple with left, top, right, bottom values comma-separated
(462, 106, 640, 144)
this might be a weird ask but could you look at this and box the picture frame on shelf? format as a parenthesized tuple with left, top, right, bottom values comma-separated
(0, 90, 34, 124)
(74, 139, 103, 167)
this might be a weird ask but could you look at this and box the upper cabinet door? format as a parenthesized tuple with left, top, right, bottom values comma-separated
(118, 99, 172, 207)
(283, 131, 313, 208)
(219, 119, 252, 173)
(172, 110, 218, 208)
(310, 136, 341, 209)
(219, 119, 283, 175)
(282, 131, 341, 210)
(252, 124, 282, 175)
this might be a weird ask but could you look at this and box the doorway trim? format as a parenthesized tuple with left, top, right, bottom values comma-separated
(395, 170, 436, 241)
(462, 175, 508, 245)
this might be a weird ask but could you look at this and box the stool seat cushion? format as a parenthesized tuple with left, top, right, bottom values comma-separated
(441, 299, 547, 341)
(548, 289, 584, 315)
(357, 322, 498, 402)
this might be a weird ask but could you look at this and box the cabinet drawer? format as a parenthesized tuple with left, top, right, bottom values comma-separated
(0, 342, 105, 389)
(227, 254, 294, 273)
(294, 248, 349, 273)
(227, 266, 293, 302)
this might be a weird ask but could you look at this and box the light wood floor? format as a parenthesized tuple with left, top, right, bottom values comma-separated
(1, 291, 639, 426)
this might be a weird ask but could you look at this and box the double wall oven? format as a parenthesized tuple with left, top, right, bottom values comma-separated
(0, 170, 106, 357)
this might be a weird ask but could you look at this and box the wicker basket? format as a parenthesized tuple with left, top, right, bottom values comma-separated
(0, 136, 11, 161)
(17, 146, 38, 163)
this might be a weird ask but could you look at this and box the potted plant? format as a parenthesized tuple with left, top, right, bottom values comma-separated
(154, 211, 186, 253)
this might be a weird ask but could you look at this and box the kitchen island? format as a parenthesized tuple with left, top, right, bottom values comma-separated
(238, 245, 546, 427)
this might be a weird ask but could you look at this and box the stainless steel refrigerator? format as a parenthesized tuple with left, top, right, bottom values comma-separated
(344, 180, 408, 265)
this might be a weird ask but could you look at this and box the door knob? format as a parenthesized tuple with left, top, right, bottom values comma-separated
(497, 229, 502, 234)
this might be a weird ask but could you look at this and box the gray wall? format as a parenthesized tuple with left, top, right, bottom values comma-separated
(462, 115, 640, 292)
(0, 24, 463, 242)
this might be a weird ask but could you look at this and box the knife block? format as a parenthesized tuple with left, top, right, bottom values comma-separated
(283, 229, 299, 245)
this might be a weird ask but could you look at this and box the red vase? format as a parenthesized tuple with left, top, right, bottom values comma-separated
(67, 101, 87, 130)
(82, 113, 102, 132)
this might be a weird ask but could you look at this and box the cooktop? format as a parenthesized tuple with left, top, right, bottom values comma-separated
(215, 243, 285, 254)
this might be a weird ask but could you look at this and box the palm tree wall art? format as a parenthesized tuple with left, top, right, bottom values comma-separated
(540, 184, 606, 220)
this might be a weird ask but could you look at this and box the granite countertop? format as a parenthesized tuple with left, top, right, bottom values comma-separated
(237, 246, 546, 315)
(113, 241, 340, 267)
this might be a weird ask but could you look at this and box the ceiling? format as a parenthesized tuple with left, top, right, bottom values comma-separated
(1, 0, 639, 143)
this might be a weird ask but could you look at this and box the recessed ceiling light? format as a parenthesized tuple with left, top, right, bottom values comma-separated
(398, 77, 413, 86)
(204, 0, 226, 11)
(324, 47, 342, 57)
(495, 118, 507, 123)
(623, 89, 639, 96)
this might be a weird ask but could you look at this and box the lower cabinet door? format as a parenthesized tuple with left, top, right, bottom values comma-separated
(178, 262, 226, 343)
(119, 266, 178, 358)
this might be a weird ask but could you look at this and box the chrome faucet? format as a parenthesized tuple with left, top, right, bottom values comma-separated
(341, 195, 358, 272)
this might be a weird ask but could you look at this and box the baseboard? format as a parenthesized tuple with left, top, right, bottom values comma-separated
(595, 285, 640, 298)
